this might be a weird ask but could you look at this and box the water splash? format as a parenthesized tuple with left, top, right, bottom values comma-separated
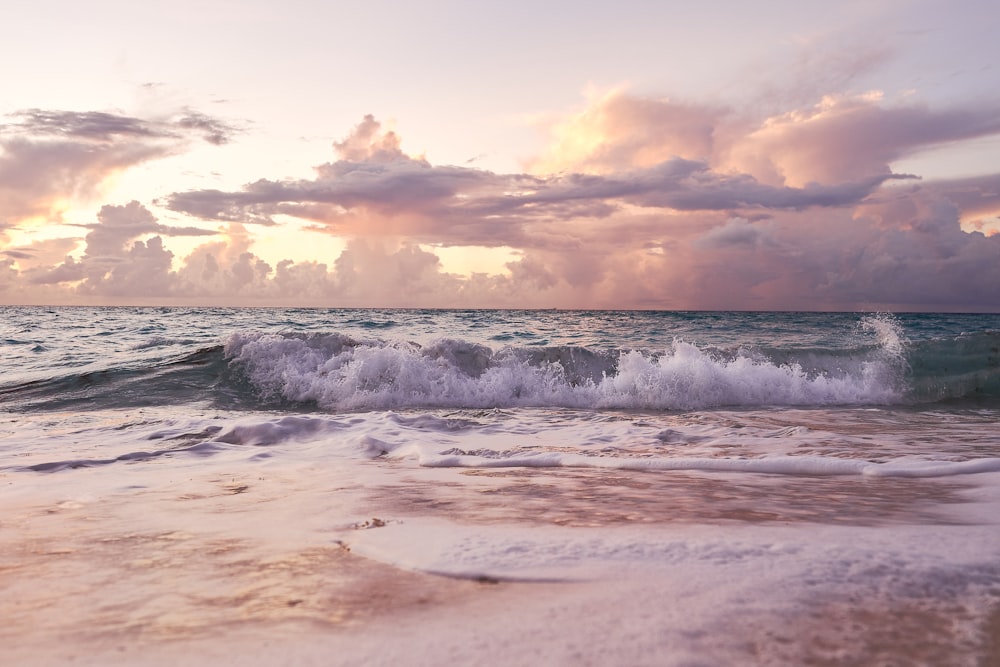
(223, 319, 911, 411)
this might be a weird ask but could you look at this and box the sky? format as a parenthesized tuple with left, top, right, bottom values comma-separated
(2, 0, 999, 310)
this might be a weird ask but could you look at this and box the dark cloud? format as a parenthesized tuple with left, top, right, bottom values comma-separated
(795, 200, 1000, 309)
(7, 110, 166, 141)
(176, 109, 241, 145)
(630, 166, 916, 211)
(29, 256, 86, 285)
(7, 108, 240, 145)
(909, 173, 1000, 218)
(164, 160, 907, 254)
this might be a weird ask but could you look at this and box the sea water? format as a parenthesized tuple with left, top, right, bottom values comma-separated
(2, 307, 999, 665)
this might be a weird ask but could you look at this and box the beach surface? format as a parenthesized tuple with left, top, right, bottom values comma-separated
(3, 307, 1000, 665)
(4, 450, 999, 667)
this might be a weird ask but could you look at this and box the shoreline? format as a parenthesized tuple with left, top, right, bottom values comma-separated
(3, 466, 999, 666)
(6, 545, 996, 667)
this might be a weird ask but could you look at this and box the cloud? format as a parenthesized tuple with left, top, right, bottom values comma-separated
(696, 218, 774, 250)
(8, 108, 240, 145)
(527, 89, 724, 175)
(175, 110, 240, 146)
(156, 93, 1000, 310)
(172, 232, 491, 307)
(726, 94, 1000, 186)
(2, 237, 79, 267)
(5, 90, 1000, 310)
(0, 108, 239, 223)
(611, 161, 912, 211)
(908, 173, 1000, 225)
(165, 111, 909, 256)
(332, 114, 409, 163)
(795, 200, 1000, 309)
(79, 200, 215, 259)
(0, 257, 19, 295)
(23, 201, 216, 295)
(9, 109, 169, 141)
(174, 223, 276, 297)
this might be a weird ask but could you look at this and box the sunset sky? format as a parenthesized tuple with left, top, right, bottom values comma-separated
(2, 0, 999, 310)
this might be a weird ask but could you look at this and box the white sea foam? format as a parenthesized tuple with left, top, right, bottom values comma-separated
(417, 449, 1000, 478)
(344, 518, 1000, 585)
(5, 404, 1000, 667)
(224, 326, 908, 410)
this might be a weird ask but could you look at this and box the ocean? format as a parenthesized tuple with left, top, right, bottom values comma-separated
(2, 307, 1000, 665)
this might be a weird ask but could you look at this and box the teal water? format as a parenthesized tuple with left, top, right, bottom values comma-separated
(2, 305, 999, 475)
(3, 308, 999, 412)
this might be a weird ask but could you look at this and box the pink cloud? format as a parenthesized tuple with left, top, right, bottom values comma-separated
(0, 108, 238, 224)
(726, 95, 1000, 187)
(527, 90, 723, 175)
(165, 110, 907, 256)
(4, 90, 1000, 310)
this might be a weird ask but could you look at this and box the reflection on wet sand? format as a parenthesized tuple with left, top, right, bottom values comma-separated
(748, 594, 1000, 666)
(2, 463, 997, 666)
(372, 468, 975, 527)
(0, 488, 488, 664)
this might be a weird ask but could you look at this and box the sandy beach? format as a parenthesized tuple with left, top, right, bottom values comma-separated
(3, 309, 1000, 665)
(4, 460, 999, 667)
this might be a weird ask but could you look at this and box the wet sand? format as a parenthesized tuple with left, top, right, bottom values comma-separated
(5, 531, 996, 667)
(402, 467, 977, 526)
(0, 511, 491, 665)
(2, 465, 998, 666)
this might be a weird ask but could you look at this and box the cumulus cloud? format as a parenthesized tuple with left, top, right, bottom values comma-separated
(332, 114, 409, 163)
(165, 109, 910, 259)
(931, 174, 1000, 213)
(78, 200, 214, 260)
(5, 201, 507, 306)
(4, 90, 1000, 310)
(726, 94, 1000, 186)
(24, 201, 215, 295)
(527, 89, 723, 175)
(696, 218, 775, 250)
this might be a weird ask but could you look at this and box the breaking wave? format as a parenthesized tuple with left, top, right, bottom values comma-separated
(4, 315, 997, 413)
(221, 316, 998, 410)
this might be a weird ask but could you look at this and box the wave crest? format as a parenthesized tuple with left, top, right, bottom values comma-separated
(223, 322, 910, 411)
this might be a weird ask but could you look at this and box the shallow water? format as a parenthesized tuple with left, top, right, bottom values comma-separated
(2, 307, 1000, 665)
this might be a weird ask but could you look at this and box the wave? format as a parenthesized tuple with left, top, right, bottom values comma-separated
(220, 317, 999, 411)
(18, 409, 1000, 479)
(0, 347, 229, 412)
(907, 331, 1000, 401)
(4, 316, 998, 413)
(222, 335, 901, 411)
(420, 449, 1000, 478)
